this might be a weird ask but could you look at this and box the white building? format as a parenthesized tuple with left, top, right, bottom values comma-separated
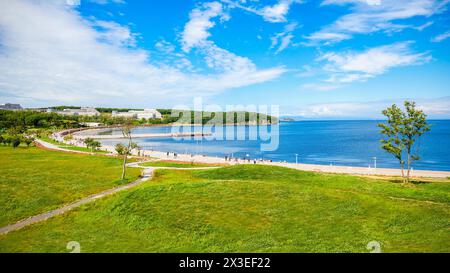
(112, 109, 162, 120)
(80, 122, 103, 127)
(48, 107, 100, 117)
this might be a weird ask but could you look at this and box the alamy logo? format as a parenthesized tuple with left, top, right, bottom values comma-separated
(67, 241, 81, 253)
(170, 98, 280, 152)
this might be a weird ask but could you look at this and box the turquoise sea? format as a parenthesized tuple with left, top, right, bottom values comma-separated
(98, 120, 450, 171)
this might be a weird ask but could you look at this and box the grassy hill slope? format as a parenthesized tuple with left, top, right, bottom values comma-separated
(1, 165, 449, 253)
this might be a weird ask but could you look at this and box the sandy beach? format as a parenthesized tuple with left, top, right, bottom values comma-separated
(50, 130, 450, 179)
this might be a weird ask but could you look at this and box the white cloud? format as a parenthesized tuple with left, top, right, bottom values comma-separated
(321, 0, 381, 6)
(307, 0, 449, 44)
(0, 0, 285, 107)
(318, 42, 431, 83)
(432, 30, 450, 42)
(297, 102, 368, 118)
(260, 0, 297, 22)
(221, 0, 302, 23)
(89, 0, 125, 4)
(93, 20, 137, 47)
(270, 22, 298, 54)
(181, 2, 224, 52)
(301, 83, 341, 91)
(155, 39, 176, 54)
(295, 97, 450, 119)
(180, 2, 285, 78)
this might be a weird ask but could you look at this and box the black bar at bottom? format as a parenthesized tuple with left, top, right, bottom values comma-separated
(0, 253, 447, 272)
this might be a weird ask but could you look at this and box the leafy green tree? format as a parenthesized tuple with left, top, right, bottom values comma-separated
(11, 136, 21, 148)
(378, 101, 431, 182)
(24, 136, 34, 147)
(90, 140, 101, 151)
(115, 143, 125, 155)
(0, 135, 4, 145)
(3, 136, 11, 146)
(83, 138, 94, 151)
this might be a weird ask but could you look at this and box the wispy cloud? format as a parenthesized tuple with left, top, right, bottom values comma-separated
(432, 30, 450, 42)
(180, 2, 286, 75)
(306, 0, 449, 44)
(221, 0, 302, 23)
(270, 22, 298, 54)
(181, 2, 225, 52)
(260, 0, 301, 22)
(300, 83, 341, 91)
(295, 97, 450, 119)
(0, 0, 285, 106)
(89, 0, 126, 4)
(317, 42, 431, 83)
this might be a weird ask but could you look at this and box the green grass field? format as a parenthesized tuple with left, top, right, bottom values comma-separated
(0, 146, 140, 227)
(139, 160, 222, 168)
(1, 163, 449, 253)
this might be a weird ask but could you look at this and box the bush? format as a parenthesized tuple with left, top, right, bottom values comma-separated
(24, 137, 34, 147)
(11, 136, 21, 148)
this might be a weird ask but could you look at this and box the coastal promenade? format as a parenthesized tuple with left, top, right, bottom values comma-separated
(50, 131, 450, 179)
(137, 150, 450, 178)
(73, 132, 211, 140)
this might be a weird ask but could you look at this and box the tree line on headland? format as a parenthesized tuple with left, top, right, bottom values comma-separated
(0, 108, 275, 131)
(0, 108, 275, 150)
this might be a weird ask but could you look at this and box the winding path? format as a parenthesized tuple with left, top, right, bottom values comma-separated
(0, 163, 218, 236)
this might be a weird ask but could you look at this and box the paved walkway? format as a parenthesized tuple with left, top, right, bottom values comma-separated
(35, 139, 114, 156)
(40, 136, 450, 178)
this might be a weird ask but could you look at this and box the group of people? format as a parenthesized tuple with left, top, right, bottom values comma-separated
(224, 155, 273, 164)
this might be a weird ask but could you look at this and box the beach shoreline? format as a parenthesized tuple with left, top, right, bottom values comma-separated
(50, 129, 450, 178)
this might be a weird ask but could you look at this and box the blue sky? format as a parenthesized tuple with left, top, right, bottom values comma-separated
(0, 0, 449, 118)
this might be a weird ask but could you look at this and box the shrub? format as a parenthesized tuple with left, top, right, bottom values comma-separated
(11, 136, 21, 148)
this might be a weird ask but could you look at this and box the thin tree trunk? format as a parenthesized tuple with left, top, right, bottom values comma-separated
(406, 152, 411, 183)
(121, 134, 132, 180)
(121, 154, 127, 180)
(400, 160, 405, 183)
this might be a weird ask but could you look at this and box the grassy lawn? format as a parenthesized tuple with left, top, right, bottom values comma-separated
(0, 146, 141, 227)
(139, 160, 223, 168)
(0, 165, 449, 253)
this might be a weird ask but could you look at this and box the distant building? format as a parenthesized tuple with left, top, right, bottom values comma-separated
(80, 122, 103, 127)
(112, 109, 162, 120)
(48, 107, 100, 117)
(0, 103, 23, 111)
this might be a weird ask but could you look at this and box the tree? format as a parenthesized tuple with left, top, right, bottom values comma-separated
(119, 122, 134, 180)
(0, 135, 4, 145)
(3, 136, 11, 146)
(83, 138, 101, 152)
(83, 138, 94, 151)
(11, 136, 21, 148)
(90, 140, 101, 151)
(24, 136, 34, 147)
(115, 143, 125, 155)
(378, 101, 431, 183)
